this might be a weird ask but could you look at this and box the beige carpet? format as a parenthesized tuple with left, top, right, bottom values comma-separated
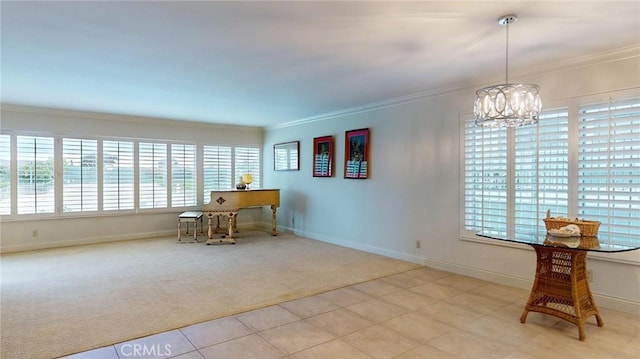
(0, 231, 420, 359)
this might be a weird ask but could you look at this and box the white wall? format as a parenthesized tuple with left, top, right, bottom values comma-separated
(0, 106, 264, 252)
(264, 48, 640, 314)
(1, 48, 638, 314)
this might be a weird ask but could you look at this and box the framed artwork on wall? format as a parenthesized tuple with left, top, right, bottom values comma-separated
(313, 136, 333, 177)
(274, 141, 299, 171)
(344, 128, 369, 179)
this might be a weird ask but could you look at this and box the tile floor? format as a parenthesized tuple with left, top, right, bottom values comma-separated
(63, 267, 639, 359)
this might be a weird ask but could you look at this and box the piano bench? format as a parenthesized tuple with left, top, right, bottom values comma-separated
(177, 211, 203, 242)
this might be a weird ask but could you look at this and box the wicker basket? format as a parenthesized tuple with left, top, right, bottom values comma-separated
(543, 217, 600, 237)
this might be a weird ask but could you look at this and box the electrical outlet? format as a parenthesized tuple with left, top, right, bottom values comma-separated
(416, 240, 421, 249)
(587, 270, 594, 283)
(32, 230, 39, 237)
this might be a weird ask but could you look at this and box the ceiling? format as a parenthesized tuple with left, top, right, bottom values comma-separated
(2, 1, 639, 128)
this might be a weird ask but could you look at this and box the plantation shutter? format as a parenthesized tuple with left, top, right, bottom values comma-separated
(0, 135, 11, 215)
(578, 97, 640, 246)
(203, 145, 232, 201)
(234, 147, 261, 189)
(463, 122, 508, 236)
(464, 120, 486, 231)
(103, 140, 135, 211)
(63, 138, 98, 212)
(171, 144, 197, 207)
(514, 108, 569, 236)
(139, 142, 167, 209)
(17, 135, 55, 214)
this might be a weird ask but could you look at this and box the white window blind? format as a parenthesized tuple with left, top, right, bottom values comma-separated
(63, 138, 98, 212)
(464, 96, 639, 248)
(463, 123, 507, 237)
(203, 145, 232, 202)
(464, 108, 569, 237)
(234, 147, 261, 189)
(171, 144, 197, 207)
(16, 135, 55, 214)
(3, 134, 261, 217)
(514, 109, 569, 236)
(139, 142, 167, 209)
(103, 140, 134, 211)
(0, 135, 11, 215)
(578, 97, 640, 246)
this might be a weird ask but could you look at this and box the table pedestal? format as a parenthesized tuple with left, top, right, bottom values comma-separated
(520, 246, 603, 340)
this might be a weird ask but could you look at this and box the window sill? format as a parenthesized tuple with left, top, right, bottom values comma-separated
(0, 208, 198, 222)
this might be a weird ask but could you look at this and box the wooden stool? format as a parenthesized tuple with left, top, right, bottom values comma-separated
(178, 211, 203, 242)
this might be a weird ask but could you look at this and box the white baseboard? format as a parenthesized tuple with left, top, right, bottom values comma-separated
(424, 257, 534, 290)
(1, 220, 267, 254)
(286, 226, 426, 265)
(285, 226, 639, 315)
(425, 257, 640, 315)
(0, 230, 175, 254)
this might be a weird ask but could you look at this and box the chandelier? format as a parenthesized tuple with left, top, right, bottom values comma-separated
(474, 15, 541, 127)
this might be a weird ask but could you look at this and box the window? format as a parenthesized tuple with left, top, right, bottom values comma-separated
(1, 133, 262, 217)
(0, 135, 11, 215)
(235, 147, 261, 189)
(463, 96, 640, 247)
(171, 144, 197, 207)
(139, 142, 167, 209)
(103, 140, 134, 211)
(63, 138, 98, 212)
(514, 109, 569, 235)
(463, 124, 507, 236)
(17, 135, 55, 214)
(203, 145, 232, 202)
(578, 98, 640, 247)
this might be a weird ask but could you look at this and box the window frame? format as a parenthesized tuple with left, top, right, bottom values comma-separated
(202, 145, 233, 200)
(0, 134, 12, 216)
(460, 89, 640, 265)
(102, 139, 136, 212)
(170, 143, 198, 208)
(62, 137, 99, 214)
(138, 141, 168, 210)
(0, 134, 262, 220)
(16, 134, 56, 215)
(235, 146, 262, 189)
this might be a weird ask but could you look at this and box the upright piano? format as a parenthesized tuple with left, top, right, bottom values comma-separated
(202, 189, 280, 244)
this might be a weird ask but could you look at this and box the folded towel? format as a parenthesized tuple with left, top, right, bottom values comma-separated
(560, 224, 581, 235)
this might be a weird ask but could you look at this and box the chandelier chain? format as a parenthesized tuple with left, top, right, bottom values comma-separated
(505, 21, 509, 84)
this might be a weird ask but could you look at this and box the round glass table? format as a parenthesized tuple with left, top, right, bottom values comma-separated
(477, 232, 639, 341)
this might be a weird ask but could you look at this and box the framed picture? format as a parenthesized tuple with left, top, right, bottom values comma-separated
(344, 128, 369, 179)
(313, 136, 333, 177)
(274, 141, 300, 171)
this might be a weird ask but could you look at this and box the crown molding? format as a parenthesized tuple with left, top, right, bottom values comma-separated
(272, 45, 639, 130)
(271, 89, 448, 130)
(271, 81, 466, 130)
(0, 103, 261, 132)
(526, 44, 639, 76)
